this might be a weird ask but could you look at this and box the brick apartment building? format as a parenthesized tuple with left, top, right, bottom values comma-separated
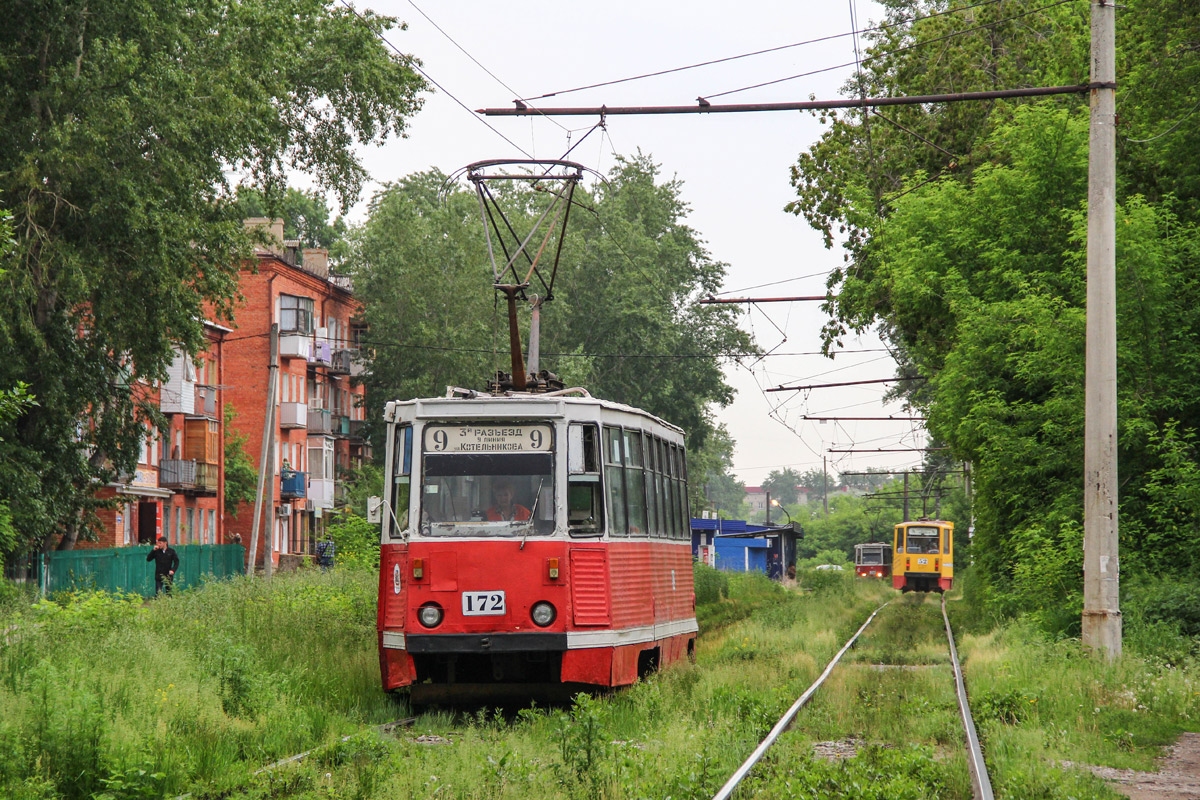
(85, 218, 367, 569)
(220, 218, 368, 569)
(90, 323, 229, 549)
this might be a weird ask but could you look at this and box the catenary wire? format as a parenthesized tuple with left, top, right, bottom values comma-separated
(403, 0, 570, 134)
(335, 0, 532, 158)
(520, 0, 1008, 102)
(713, 269, 838, 296)
(1124, 95, 1200, 144)
(704, 0, 1081, 100)
(214, 329, 884, 359)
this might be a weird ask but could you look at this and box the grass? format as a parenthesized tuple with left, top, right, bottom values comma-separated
(0, 566, 1196, 799)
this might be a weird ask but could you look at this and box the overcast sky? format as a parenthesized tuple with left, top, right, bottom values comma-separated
(343, 0, 928, 485)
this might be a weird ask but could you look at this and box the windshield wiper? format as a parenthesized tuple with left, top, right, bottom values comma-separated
(519, 477, 546, 551)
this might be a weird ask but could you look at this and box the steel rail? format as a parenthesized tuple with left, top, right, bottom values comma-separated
(942, 594, 994, 800)
(711, 602, 889, 800)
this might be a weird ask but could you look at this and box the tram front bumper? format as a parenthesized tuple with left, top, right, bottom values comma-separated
(402, 632, 568, 654)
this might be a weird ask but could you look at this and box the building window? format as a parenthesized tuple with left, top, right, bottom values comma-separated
(280, 295, 314, 334)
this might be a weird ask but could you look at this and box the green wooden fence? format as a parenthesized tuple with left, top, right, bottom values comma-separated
(38, 544, 246, 597)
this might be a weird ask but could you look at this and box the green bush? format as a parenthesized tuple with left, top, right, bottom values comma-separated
(692, 562, 728, 605)
(799, 566, 854, 593)
(326, 512, 381, 570)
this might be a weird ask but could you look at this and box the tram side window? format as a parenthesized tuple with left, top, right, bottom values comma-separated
(568, 424, 604, 536)
(643, 435, 659, 537)
(665, 443, 680, 539)
(604, 426, 627, 536)
(625, 430, 647, 535)
(653, 439, 668, 538)
(659, 441, 672, 539)
(389, 425, 412, 538)
(677, 445, 690, 541)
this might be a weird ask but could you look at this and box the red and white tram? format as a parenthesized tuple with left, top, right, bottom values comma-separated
(375, 389, 697, 703)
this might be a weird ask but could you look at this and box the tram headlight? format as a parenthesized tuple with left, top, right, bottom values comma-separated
(530, 601, 556, 627)
(418, 603, 444, 628)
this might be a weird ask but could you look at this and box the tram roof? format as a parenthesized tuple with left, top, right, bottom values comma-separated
(383, 391, 684, 436)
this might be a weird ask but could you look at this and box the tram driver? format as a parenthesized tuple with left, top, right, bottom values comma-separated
(485, 477, 532, 522)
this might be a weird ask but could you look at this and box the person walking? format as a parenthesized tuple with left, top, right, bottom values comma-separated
(147, 536, 179, 595)
(315, 533, 336, 570)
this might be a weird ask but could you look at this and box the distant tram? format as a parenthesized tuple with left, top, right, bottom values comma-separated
(854, 542, 892, 579)
(892, 519, 953, 593)
(375, 389, 697, 703)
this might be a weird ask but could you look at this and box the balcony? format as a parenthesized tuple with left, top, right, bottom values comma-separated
(328, 349, 353, 376)
(332, 415, 350, 437)
(160, 459, 196, 490)
(193, 385, 218, 418)
(280, 469, 307, 499)
(194, 462, 219, 494)
(308, 478, 335, 509)
(307, 406, 332, 435)
(280, 402, 307, 429)
(310, 337, 332, 367)
(280, 332, 312, 360)
(348, 419, 366, 440)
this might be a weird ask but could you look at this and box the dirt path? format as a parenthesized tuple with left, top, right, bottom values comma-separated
(1063, 733, 1200, 800)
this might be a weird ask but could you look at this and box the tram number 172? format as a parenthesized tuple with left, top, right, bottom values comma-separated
(461, 591, 507, 616)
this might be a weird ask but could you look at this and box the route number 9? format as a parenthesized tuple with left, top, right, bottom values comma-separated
(431, 430, 448, 451)
(530, 429, 543, 449)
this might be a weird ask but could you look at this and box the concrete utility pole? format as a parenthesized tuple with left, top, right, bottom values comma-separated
(822, 457, 828, 519)
(1083, 0, 1121, 659)
(248, 324, 280, 577)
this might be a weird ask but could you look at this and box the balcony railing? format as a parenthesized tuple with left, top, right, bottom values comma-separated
(280, 470, 307, 499)
(308, 478, 335, 509)
(307, 406, 332, 435)
(328, 349, 353, 376)
(160, 459, 197, 489)
(195, 462, 219, 494)
(279, 332, 312, 360)
(348, 419, 366, 440)
(332, 415, 350, 437)
(280, 402, 307, 429)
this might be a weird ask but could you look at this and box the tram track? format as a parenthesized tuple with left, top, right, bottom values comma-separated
(713, 593, 994, 800)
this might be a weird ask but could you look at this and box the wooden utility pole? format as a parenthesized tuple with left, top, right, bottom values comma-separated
(248, 324, 280, 577)
(1083, 0, 1121, 659)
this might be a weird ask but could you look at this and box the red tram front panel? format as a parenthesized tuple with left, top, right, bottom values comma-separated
(377, 539, 696, 691)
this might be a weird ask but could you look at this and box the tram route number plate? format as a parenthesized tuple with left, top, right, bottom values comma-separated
(917, 558, 929, 565)
(462, 591, 506, 616)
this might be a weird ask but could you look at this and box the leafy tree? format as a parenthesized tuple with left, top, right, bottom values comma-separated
(234, 187, 349, 254)
(761, 468, 803, 506)
(337, 462, 384, 519)
(692, 424, 745, 517)
(222, 405, 258, 520)
(352, 157, 754, 469)
(0, 1, 426, 553)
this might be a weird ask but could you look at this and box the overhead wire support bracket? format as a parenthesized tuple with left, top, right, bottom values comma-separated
(766, 376, 927, 392)
(479, 83, 1098, 117)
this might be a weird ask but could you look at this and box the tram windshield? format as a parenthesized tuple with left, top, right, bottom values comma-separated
(903, 525, 941, 554)
(420, 423, 555, 537)
(857, 547, 884, 565)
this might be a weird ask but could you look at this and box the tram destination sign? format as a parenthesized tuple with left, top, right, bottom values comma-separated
(425, 423, 552, 453)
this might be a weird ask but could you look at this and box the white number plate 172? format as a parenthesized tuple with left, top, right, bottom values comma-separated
(462, 591, 506, 616)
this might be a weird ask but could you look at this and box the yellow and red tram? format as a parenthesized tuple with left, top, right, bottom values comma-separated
(375, 390, 696, 702)
(892, 519, 953, 593)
